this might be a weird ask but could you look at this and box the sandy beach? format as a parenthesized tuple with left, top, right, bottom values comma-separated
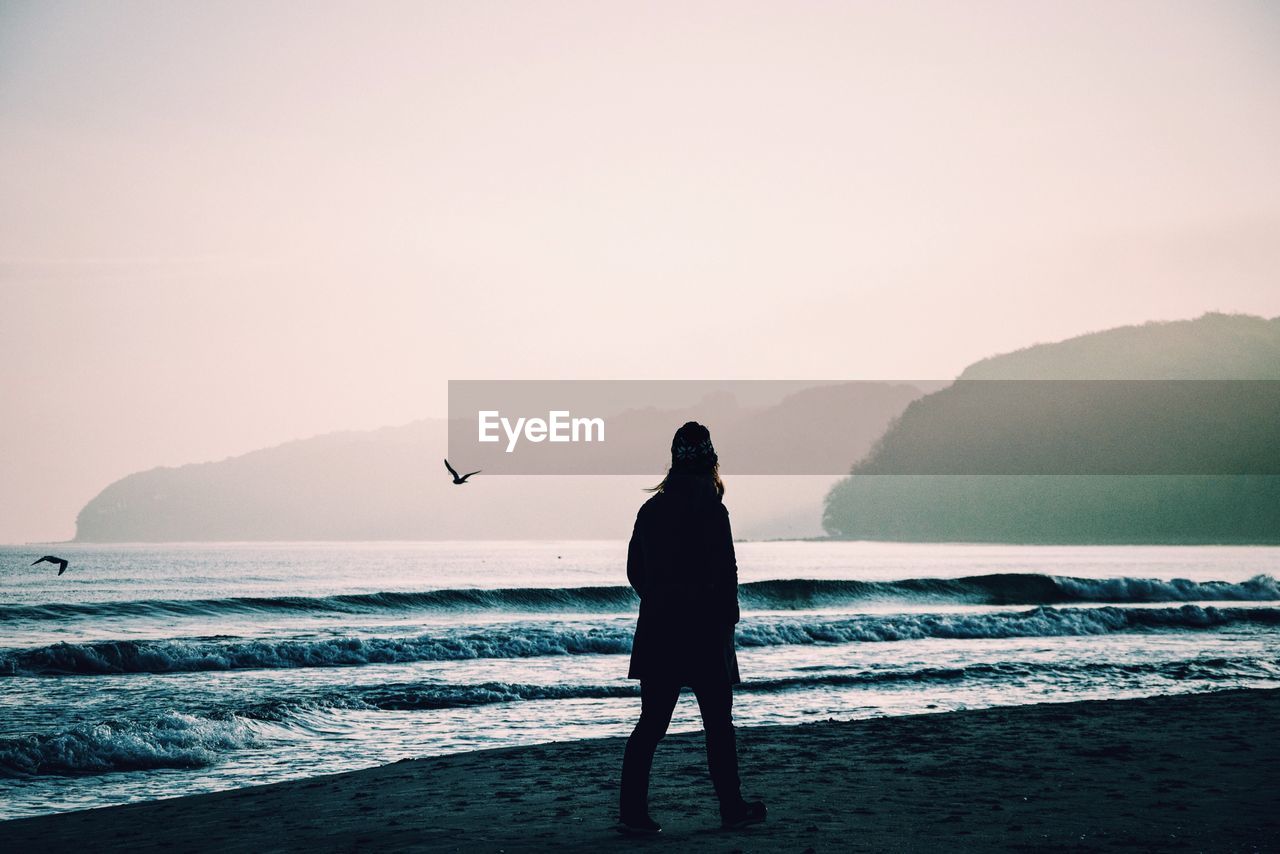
(2, 688, 1275, 853)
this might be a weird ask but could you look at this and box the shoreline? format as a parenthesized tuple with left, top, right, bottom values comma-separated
(17, 538, 1280, 546)
(2, 688, 1276, 852)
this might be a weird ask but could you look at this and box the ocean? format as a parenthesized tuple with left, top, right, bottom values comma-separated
(1, 540, 1278, 820)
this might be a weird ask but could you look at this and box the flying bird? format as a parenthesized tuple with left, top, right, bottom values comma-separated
(444, 459, 481, 485)
(32, 555, 70, 576)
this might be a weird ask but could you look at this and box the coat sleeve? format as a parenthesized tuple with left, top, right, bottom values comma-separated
(719, 504, 741, 625)
(627, 513, 645, 597)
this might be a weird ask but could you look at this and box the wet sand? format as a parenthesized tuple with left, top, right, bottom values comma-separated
(3, 688, 1276, 853)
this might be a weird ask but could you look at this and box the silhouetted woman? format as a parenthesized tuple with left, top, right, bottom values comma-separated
(618, 421, 767, 834)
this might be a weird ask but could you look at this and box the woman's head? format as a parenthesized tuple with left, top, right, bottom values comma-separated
(649, 421, 724, 497)
(669, 421, 718, 474)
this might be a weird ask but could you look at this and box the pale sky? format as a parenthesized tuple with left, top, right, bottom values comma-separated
(2, 0, 1279, 542)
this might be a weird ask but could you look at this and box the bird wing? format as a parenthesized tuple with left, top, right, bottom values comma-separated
(461, 470, 481, 481)
(443, 459, 460, 478)
(32, 556, 69, 573)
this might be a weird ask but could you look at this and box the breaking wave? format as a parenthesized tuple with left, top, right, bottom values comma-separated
(5, 654, 1274, 776)
(2, 574, 1274, 624)
(4, 605, 1276, 676)
(0, 711, 259, 777)
(281, 656, 1280, 715)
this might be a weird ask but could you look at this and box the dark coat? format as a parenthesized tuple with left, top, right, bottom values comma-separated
(626, 474, 741, 685)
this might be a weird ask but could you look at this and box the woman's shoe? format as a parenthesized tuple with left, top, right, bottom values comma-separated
(720, 799, 767, 830)
(616, 814, 662, 835)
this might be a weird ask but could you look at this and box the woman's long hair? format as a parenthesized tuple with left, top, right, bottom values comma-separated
(646, 463, 725, 498)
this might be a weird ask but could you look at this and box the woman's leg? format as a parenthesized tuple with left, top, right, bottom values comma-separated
(619, 681, 682, 819)
(691, 680, 741, 807)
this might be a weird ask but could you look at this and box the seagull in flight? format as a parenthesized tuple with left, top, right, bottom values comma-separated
(444, 459, 481, 485)
(32, 555, 70, 576)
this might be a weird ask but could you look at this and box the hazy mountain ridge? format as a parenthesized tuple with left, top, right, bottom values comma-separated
(74, 384, 918, 542)
(76, 314, 1280, 544)
(77, 422, 446, 541)
(959, 313, 1280, 380)
(823, 313, 1280, 544)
